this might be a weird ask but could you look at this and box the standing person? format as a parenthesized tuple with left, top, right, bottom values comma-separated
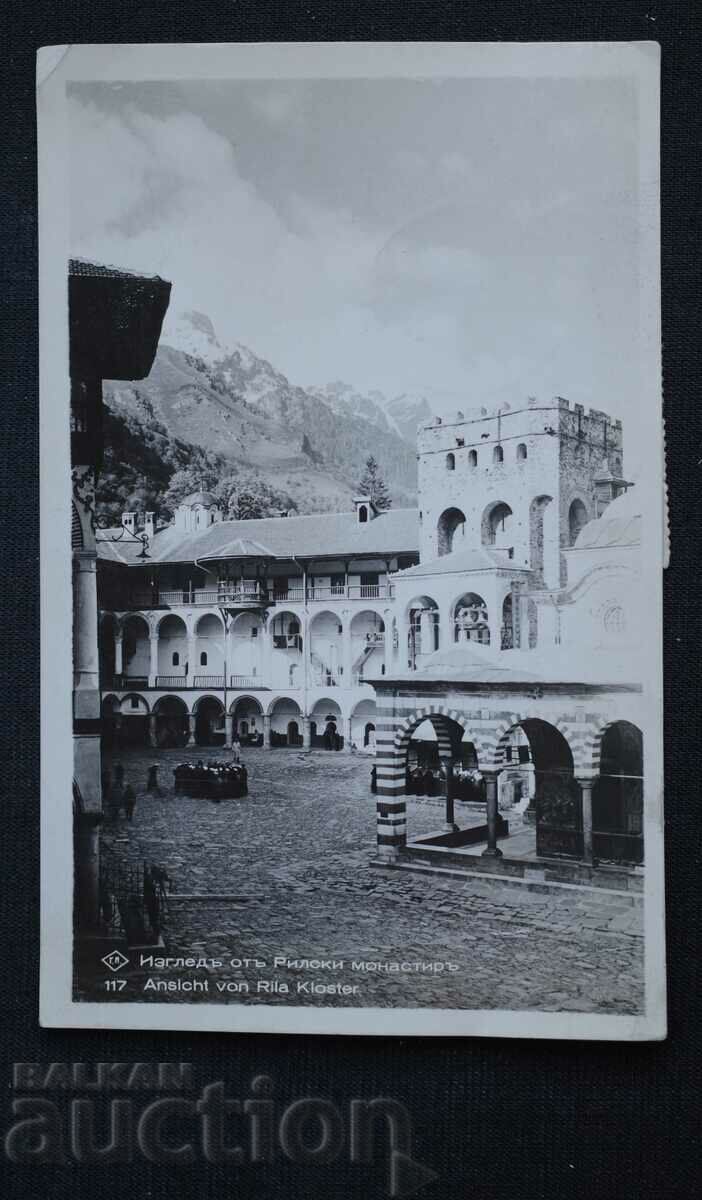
(146, 764, 161, 795)
(123, 784, 137, 822)
(231, 731, 241, 764)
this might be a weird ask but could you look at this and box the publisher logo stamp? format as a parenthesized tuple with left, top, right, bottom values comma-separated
(101, 951, 129, 973)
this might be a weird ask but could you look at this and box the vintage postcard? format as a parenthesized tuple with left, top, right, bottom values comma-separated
(38, 42, 665, 1037)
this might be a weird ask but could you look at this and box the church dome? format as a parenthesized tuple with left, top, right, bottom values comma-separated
(574, 488, 641, 550)
(180, 490, 218, 507)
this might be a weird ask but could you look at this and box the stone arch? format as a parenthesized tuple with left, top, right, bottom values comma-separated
(451, 591, 490, 645)
(568, 497, 589, 546)
(590, 720, 644, 865)
(310, 697, 344, 750)
(350, 610, 385, 682)
(268, 696, 304, 746)
(157, 613, 188, 677)
(350, 697, 378, 751)
(193, 694, 225, 746)
(120, 613, 150, 679)
(529, 494, 556, 586)
(194, 612, 224, 676)
(481, 500, 513, 550)
(493, 718, 582, 859)
(153, 694, 189, 749)
(437, 506, 466, 557)
(309, 610, 344, 685)
(230, 695, 264, 743)
(406, 595, 440, 665)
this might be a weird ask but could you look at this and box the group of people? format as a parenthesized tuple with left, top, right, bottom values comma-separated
(173, 760, 249, 800)
(450, 765, 487, 803)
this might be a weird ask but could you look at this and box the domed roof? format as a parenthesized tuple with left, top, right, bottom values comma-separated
(573, 488, 641, 550)
(180, 490, 218, 507)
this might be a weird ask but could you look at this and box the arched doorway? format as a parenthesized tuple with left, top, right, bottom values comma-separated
(592, 722, 643, 864)
(350, 611, 385, 683)
(529, 494, 556, 586)
(121, 615, 150, 682)
(153, 695, 189, 748)
(157, 614, 188, 682)
(269, 697, 303, 746)
(482, 501, 514, 551)
(231, 696, 264, 746)
(309, 611, 343, 687)
(437, 506, 466, 557)
(310, 699, 342, 750)
(568, 498, 589, 546)
(194, 613, 225, 683)
(350, 698, 377, 752)
(407, 597, 439, 667)
(117, 693, 150, 746)
(498, 719, 580, 859)
(194, 696, 225, 746)
(453, 593, 489, 644)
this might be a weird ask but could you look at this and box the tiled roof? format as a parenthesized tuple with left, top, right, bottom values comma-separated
(68, 258, 164, 281)
(394, 546, 526, 578)
(97, 507, 420, 566)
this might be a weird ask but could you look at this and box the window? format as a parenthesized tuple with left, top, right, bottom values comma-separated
(468, 449, 477, 468)
(446, 452, 455, 471)
(130, 696, 139, 710)
(358, 505, 368, 523)
(172, 652, 179, 666)
(517, 443, 527, 461)
(251, 627, 258, 638)
(493, 445, 504, 463)
(200, 651, 207, 666)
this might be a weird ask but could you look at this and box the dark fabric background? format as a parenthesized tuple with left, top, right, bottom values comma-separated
(1, 3, 700, 1197)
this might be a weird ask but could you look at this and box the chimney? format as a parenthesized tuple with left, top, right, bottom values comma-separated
(121, 511, 136, 534)
(144, 512, 156, 540)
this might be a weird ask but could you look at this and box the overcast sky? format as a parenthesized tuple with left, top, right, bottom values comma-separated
(69, 76, 640, 421)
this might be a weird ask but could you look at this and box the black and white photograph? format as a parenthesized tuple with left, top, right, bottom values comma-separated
(39, 42, 664, 1037)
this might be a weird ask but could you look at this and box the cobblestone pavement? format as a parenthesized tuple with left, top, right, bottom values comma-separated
(81, 746, 644, 1014)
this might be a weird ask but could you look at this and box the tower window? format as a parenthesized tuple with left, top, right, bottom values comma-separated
(493, 445, 504, 464)
(517, 443, 527, 461)
(200, 651, 207, 666)
(172, 652, 179, 666)
(446, 452, 455, 471)
(468, 450, 477, 468)
(358, 505, 368, 524)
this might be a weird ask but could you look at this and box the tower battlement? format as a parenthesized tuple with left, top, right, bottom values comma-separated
(416, 397, 625, 587)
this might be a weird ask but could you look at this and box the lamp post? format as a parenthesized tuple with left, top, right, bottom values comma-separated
(442, 755, 458, 834)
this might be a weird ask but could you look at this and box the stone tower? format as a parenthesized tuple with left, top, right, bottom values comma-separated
(416, 397, 625, 587)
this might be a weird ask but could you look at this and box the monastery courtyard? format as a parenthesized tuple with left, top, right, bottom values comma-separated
(78, 747, 644, 1014)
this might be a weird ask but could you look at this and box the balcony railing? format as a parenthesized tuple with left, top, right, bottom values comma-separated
(108, 674, 148, 689)
(122, 581, 394, 610)
(155, 675, 187, 688)
(308, 585, 347, 601)
(347, 584, 387, 599)
(193, 674, 225, 687)
(272, 587, 305, 603)
(229, 675, 260, 689)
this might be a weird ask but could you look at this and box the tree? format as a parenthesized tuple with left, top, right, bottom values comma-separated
(162, 466, 219, 515)
(357, 456, 392, 511)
